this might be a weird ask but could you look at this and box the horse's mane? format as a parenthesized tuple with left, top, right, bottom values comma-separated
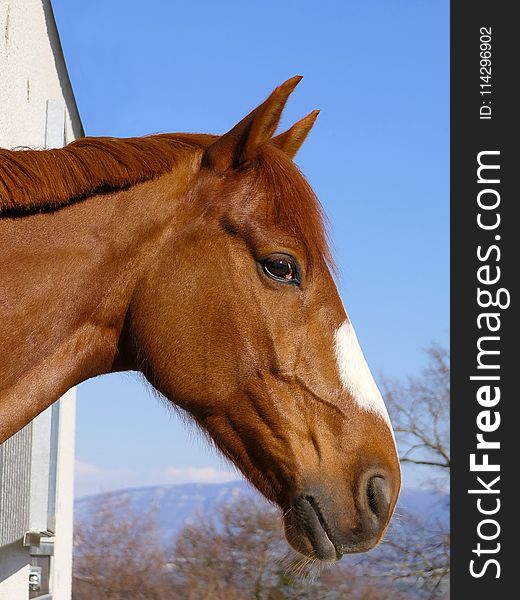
(0, 133, 214, 215)
(0, 133, 332, 270)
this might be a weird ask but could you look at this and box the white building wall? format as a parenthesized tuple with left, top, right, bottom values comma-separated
(0, 1, 82, 598)
(0, 0, 83, 147)
(50, 390, 76, 600)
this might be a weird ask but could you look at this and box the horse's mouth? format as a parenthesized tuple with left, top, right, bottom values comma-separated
(287, 484, 391, 561)
(291, 495, 343, 562)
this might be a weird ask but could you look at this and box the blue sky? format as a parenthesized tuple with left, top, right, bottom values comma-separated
(51, 0, 449, 497)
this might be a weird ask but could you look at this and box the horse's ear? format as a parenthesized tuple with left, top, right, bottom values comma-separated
(202, 76, 303, 172)
(271, 110, 319, 159)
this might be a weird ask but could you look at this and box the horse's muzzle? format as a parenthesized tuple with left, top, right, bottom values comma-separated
(286, 472, 395, 561)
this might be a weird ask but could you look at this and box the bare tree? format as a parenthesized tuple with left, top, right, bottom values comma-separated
(170, 498, 285, 599)
(383, 344, 450, 481)
(72, 495, 170, 599)
(368, 344, 450, 599)
(73, 492, 421, 599)
(171, 497, 410, 600)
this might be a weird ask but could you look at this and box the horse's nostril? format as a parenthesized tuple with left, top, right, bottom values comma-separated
(366, 476, 390, 520)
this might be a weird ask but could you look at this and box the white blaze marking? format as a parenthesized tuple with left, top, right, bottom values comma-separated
(334, 320, 392, 426)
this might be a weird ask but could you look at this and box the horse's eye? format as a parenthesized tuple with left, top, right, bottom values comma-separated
(261, 257, 300, 284)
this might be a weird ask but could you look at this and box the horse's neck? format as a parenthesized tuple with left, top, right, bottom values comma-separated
(0, 158, 194, 442)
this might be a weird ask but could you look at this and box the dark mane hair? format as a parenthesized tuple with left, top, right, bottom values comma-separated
(0, 133, 214, 215)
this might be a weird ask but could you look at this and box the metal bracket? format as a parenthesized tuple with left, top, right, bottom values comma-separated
(45, 99, 66, 149)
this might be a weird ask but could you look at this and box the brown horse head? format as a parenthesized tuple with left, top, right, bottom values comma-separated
(120, 77, 401, 561)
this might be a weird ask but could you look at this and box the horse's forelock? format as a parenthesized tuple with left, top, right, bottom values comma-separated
(255, 145, 334, 274)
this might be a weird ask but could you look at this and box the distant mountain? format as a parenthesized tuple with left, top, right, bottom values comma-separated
(74, 481, 448, 547)
(75, 481, 256, 545)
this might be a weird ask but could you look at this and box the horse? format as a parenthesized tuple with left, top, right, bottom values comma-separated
(0, 76, 400, 561)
